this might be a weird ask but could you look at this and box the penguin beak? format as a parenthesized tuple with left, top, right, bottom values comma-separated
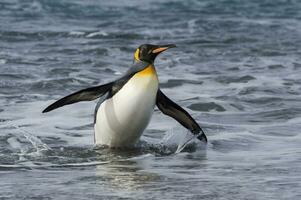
(152, 44, 176, 54)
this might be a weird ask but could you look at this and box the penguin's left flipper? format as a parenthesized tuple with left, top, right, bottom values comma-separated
(156, 89, 207, 143)
(42, 82, 113, 113)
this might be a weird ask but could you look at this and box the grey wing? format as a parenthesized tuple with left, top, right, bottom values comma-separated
(156, 89, 207, 142)
(42, 61, 150, 113)
(42, 82, 114, 113)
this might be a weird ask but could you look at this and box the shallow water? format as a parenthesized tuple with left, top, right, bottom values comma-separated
(1, 0, 301, 199)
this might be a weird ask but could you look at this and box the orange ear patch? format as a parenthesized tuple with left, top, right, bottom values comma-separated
(134, 49, 140, 61)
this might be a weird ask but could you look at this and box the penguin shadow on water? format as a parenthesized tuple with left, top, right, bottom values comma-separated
(94, 152, 160, 191)
(92, 137, 207, 191)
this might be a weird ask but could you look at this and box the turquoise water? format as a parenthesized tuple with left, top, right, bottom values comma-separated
(1, 0, 301, 199)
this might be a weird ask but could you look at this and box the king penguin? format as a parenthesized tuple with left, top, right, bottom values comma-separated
(43, 44, 207, 147)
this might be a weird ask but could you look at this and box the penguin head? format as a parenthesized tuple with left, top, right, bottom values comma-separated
(134, 44, 176, 63)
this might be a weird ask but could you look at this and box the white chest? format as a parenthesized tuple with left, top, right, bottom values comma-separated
(94, 68, 158, 147)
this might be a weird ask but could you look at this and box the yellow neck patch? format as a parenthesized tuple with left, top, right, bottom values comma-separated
(134, 48, 140, 61)
(136, 65, 156, 76)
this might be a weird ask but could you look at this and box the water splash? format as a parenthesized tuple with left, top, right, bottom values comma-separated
(175, 131, 200, 154)
(161, 127, 203, 154)
(1, 121, 51, 152)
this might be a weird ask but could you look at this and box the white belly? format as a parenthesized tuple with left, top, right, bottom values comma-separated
(94, 70, 158, 147)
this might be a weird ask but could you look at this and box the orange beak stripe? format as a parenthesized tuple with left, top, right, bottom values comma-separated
(152, 47, 169, 54)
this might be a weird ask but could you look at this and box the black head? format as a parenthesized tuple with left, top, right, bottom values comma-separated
(134, 44, 176, 63)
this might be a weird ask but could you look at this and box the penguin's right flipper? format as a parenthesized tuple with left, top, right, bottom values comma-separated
(43, 61, 150, 113)
(42, 82, 113, 113)
(156, 89, 207, 143)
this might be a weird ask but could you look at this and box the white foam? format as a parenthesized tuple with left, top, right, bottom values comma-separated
(0, 59, 6, 64)
(69, 31, 85, 36)
(7, 136, 22, 150)
(86, 31, 108, 38)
